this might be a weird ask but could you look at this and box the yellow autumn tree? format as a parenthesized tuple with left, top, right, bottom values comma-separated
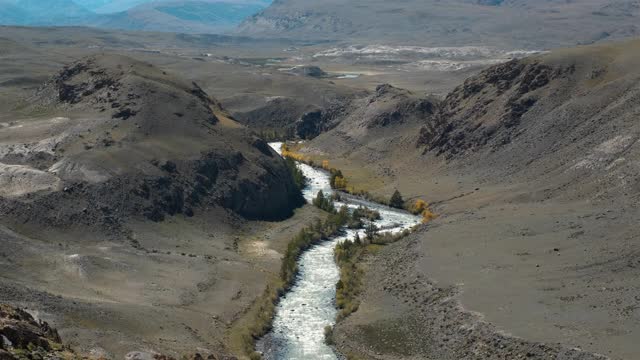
(422, 209, 437, 223)
(322, 160, 330, 170)
(410, 199, 429, 215)
(334, 175, 348, 189)
(281, 143, 309, 162)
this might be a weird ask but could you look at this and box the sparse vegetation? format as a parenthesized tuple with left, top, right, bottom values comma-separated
(280, 143, 383, 200)
(335, 226, 415, 321)
(231, 152, 421, 357)
(232, 194, 357, 358)
(256, 128, 292, 142)
(281, 143, 310, 163)
(335, 238, 365, 320)
(370, 228, 412, 245)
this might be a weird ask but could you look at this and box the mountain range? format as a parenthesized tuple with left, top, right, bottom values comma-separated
(238, 0, 640, 48)
(0, 0, 271, 33)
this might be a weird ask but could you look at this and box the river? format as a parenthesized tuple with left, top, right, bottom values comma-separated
(257, 143, 421, 360)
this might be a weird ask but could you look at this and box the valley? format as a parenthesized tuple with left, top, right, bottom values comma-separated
(1, 1, 640, 359)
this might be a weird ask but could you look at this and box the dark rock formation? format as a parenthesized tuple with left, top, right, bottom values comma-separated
(0, 304, 71, 360)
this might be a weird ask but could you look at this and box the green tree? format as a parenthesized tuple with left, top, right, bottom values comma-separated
(389, 189, 404, 209)
(313, 190, 335, 213)
(365, 222, 378, 240)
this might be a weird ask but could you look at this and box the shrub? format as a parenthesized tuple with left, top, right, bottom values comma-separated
(324, 326, 334, 345)
(322, 160, 330, 170)
(352, 206, 381, 221)
(364, 222, 378, 240)
(410, 199, 428, 215)
(370, 229, 411, 245)
(422, 209, 437, 223)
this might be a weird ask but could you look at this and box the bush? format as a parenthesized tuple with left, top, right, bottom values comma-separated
(364, 222, 378, 240)
(352, 206, 381, 221)
(409, 199, 428, 215)
(370, 229, 411, 245)
(422, 209, 437, 223)
(324, 326, 334, 345)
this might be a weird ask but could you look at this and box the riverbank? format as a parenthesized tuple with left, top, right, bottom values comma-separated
(293, 90, 640, 359)
(255, 143, 420, 359)
(0, 203, 327, 360)
(332, 224, 613, 359)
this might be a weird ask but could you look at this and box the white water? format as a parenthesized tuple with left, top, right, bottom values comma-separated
(257, 143, 420, 359)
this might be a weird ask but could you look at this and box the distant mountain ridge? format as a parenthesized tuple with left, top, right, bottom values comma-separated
(0, 0, 271, 33)
(73, 0, 150, 13)
(237, 0, 640, 48)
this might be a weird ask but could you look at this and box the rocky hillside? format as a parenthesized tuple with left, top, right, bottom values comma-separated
(0, 304, 78, 360)
(0, 54, 303, 232)
(418, 38, 640, 202)
(305, 83, 436, 155)
(301, 38, 640, 204)
(237, 0, 639, 48)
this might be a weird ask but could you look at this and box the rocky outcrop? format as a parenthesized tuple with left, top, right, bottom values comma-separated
(0, 304, 73, 360)
(416, 59, 574, 157)
(0, 304, 239, 360)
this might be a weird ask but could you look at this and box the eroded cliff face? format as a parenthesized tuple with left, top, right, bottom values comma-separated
(0, 54, 304, 232)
